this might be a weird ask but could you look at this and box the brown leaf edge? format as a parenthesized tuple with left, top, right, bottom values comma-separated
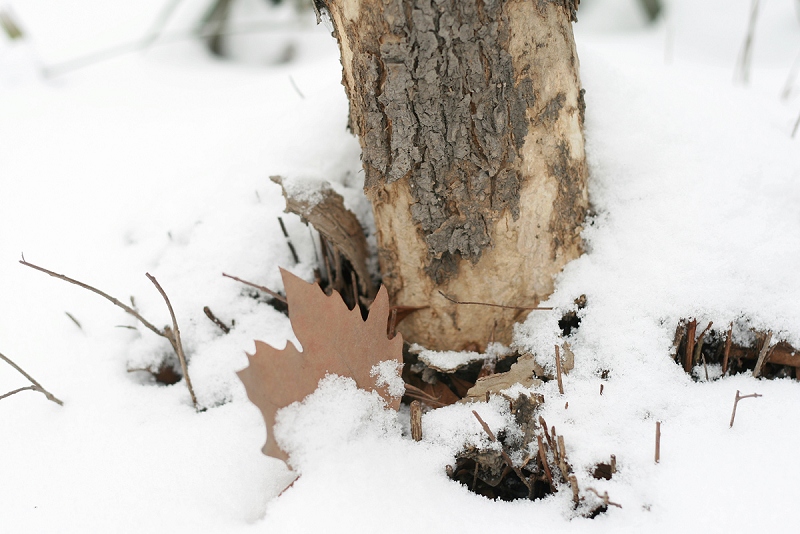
(237, 268, 403, 463)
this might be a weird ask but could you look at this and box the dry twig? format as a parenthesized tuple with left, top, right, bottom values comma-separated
(410, 400, 423, 441)
(203, 306, 230, 334)
(20, 258, 164, 337)
(20, 258, 198, 410)
(222, 272, 287, 303)
(0, 351, 63, 406)
(729, 389, 762, 428)
(146, 273, 197, 409)
(472, 410, 533, 495)
(438, 291, 553, 311)
(277, 217, 300, 264)
(586, 487, 622, 509)
(734, 0, 761, 85)
(536, 434, 554, 489)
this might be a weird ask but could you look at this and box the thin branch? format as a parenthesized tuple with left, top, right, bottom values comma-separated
(734, 0, 761, 85)
(0, 351, 63, 406)
(536, 435, 554, 489)
(20, 258, 164, 339)
(586, 487, 623, 509)
(277, 217, 300, 264)
(0, 385, 38, 402)
(222, 273, 287, 304)
(65, 311, 83, 331)
(146, 273, 198, 411)
(404, 383, 447, 408)
(729, 389, 763, 428)
(438, 291, 553, 311)
(472, 410, 533, 495)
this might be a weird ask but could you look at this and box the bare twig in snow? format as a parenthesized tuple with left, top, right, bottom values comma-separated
(555, 344, 564, 394)
(404, 383, 447, 408)
(655, 421, 661, 463)
(472, 410, 533, 495)
(20, 258, 164, 338)
(734, 0, 761, 85)
(65, 311, 83, 331)
(752, 330, 773, 378)
(277, 217, 300, 264)
(146, 273, 197, 410)
(536, 435, 554, 489)
(586, 487, 623, 508)
(438, 291, 553, 311)
(20, 257, 198, 410)
(410, 400, 423, 441)
(203, 306, 230, 334)
(0, 351, 63, 406)
(729, 390, 762, 428)
(222, 272, 287, 304)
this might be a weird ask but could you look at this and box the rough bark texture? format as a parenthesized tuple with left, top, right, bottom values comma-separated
(323, 0, 588, 350)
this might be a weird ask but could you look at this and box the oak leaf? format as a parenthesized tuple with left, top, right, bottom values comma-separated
(237, 268, 403, 462)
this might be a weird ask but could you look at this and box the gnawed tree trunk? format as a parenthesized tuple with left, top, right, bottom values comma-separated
(321, 0, 588, 350)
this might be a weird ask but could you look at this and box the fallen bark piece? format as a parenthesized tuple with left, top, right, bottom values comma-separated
(237, 269, 402, 462)
(271, 175, 375, 297)
(464, 354, 543, 402)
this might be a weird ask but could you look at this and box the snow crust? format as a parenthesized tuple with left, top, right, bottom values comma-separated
(1, 0, 800, 532)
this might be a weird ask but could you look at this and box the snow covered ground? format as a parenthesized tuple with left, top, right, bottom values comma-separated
(1, 0, 799, 532)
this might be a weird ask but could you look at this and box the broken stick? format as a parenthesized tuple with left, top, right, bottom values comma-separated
(0, 351, 63, 406)
(729, 389, 762, 428)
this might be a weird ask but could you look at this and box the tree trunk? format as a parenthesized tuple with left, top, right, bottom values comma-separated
(322, 0, 588, 350)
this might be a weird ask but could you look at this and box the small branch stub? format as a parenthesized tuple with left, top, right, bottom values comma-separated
(655, 421, 661, 464)
(410, 400, 423, 442)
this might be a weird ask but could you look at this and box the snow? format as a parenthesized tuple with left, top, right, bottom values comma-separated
(370, 359, 405, 398)
(1, 0, 800, 532)
(413, 341, 514, 373)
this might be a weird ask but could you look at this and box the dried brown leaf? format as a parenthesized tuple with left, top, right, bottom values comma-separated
(237, 269, 403, 462)
(271, 175, 375, 297)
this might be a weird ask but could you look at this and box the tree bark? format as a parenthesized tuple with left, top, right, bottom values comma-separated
(322, 0, 588, 350)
